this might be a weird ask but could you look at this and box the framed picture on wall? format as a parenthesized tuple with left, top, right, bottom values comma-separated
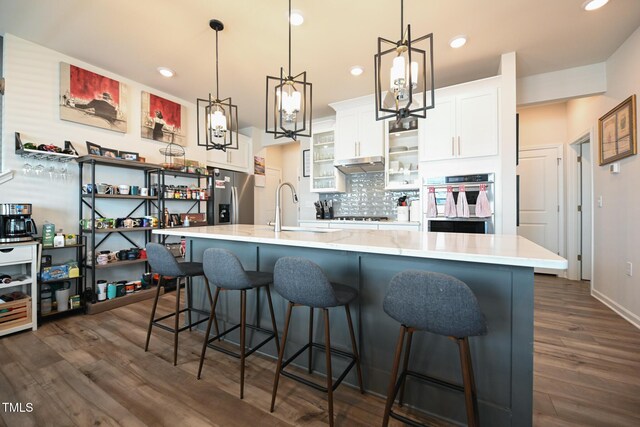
(141, 91, 186, 145)
(60, 62, 128, 133)
(598, 95, 637, 165)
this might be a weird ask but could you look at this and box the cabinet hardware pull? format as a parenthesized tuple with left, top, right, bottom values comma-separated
(452, 137, 455, 157)
(457, 136, 461, 156)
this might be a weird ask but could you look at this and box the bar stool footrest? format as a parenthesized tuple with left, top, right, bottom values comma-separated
(280, 342, 356, 393)
(151, 307, 211, 334)
(205, 323, 276, 360)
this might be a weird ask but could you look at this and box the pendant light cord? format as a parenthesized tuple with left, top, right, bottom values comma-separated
(288, 0, 292, 77)
(215, 28, 220, 100)
(400, 0, 404, 40)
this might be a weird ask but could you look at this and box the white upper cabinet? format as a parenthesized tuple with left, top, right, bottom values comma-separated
(420, 79, 498, 162)
(332, 100, 384, 161)
(207, 133, 250, 171)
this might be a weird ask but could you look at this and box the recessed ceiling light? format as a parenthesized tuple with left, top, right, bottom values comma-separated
(290, 10, 304, 26)
(350, 66, 364, 76)
(157, 67, 175, 78)
(449, 35, 467, 49)
(583, 0, 609, 11)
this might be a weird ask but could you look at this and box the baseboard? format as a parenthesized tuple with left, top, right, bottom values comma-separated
(591, 288, 640, 330)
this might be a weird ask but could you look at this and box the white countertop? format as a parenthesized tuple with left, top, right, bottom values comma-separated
(154, 224, 567, 270)
(299, 219, 420, 226)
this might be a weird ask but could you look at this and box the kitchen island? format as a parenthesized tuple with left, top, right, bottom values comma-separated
(154, 225, 566, 426)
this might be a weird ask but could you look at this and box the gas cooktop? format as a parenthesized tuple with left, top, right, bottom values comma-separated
(332, 216, 389, 222)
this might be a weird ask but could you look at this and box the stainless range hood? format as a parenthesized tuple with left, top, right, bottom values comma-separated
(333, 156, 385, 174)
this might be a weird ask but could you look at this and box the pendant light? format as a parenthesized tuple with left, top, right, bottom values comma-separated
(265, 0, 312, 140)
(197, 19, 238, 151)
(374, 0, 434, 121)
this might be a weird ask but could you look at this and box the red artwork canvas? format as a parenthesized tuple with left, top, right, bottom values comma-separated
(59, 62, 128, 133)
(141, 91, 186, 145)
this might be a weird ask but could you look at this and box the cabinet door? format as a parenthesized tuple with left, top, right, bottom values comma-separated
(334, 110, 358, 160)
(227, 134, 250, 169)
(206, 145, 228, 165)
(419, 97, 455, 161)
(457, 88, 498, 159)
(357, 105, 384, 158)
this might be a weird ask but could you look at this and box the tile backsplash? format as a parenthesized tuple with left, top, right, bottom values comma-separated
(319, 172, 419, 219)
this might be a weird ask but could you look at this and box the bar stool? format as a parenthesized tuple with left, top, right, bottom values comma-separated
(270, 257, 364, 427)
(197, 248, 280, 399)
(144, 243, 213, 366)
(381, 270, 487, 427)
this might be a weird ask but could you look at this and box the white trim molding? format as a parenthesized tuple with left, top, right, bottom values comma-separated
(0, 169, 14, 185)
(592, 289, 640, 330)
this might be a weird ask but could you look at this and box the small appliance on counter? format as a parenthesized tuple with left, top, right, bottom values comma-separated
(0, 203, 37, 243)
(314, 200, 334, 219)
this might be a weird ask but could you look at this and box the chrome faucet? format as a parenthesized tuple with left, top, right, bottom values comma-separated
(275, 182, 299, 232)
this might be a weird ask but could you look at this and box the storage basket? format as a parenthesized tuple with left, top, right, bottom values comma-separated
(0, 297, 32, 331)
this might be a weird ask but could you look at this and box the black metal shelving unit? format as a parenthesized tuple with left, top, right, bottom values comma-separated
(77, 155, 163, 313)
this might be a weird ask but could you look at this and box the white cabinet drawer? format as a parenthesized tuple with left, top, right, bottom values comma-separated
(378, 224, 421, 231)
(299, 221, 330, 228)
(329, 223, 378, 230)
(0, 246, 33, 265)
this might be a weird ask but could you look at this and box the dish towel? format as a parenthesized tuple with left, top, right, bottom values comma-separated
(426, 187, 438, 217)
(475, 184, 492, 217)
(444, 186, 457, 217)
(456, 185, 470, 218)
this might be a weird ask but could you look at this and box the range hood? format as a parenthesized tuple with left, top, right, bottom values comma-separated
(334, 156, 385, 174)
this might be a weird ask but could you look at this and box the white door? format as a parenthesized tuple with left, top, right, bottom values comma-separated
(580, 142, 593, 280)
(518, 146, 562, 274)
(254, 167, 281, 226)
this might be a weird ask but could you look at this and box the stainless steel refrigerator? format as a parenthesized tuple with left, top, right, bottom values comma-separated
(207, 168, 254, 225)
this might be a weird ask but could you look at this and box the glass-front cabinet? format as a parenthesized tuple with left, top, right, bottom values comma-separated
(310, 123, 345, 193)
(385, 119, 421, 190)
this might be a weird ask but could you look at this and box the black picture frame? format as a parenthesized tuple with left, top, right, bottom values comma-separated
(302, 149, 310, 177)
(100, 147, 118, 158)
(85, 141, 102, 156)
(118, 150, 139, 161)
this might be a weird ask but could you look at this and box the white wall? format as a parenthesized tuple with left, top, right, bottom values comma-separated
(518, 103, 568, 149)
(565, 26, 640, 328)
(1, 34, 208, 242)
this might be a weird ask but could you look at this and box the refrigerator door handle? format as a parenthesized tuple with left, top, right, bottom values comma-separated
(231, 186, 239, 224)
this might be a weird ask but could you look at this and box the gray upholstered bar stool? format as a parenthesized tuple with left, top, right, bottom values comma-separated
(381, 270, 487, 427)
(197, 248, 280, 399)
(270, 257, 364, 427)
(144, 243, 213, 366)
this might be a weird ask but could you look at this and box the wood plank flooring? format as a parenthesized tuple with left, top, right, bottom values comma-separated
(1, 275, 639, 426)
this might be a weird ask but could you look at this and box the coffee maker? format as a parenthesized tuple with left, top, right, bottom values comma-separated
(0, 204, 38, 243)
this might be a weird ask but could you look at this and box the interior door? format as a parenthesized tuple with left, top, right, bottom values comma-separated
(517, 146, 561, 274)
(580, 142, 592, 280)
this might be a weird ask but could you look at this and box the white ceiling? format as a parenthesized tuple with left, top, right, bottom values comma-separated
(1, 0, 639, 128)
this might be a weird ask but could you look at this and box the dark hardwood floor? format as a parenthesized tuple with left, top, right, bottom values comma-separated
(1, 275, 639, 426)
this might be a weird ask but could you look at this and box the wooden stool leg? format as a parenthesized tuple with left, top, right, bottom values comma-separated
(173, 279, 182, 366)
(459, 337, 480, 427)
(345, 304, 364, 393)
(271, 301, 294, 412)
(240, 289, 247, 399)
(398, 329, 414, 406)
(265, 285, 280, 354)
(197, 286, 219, 380)
(204, 277, 218, 338)
(323, 308, 334, 427)
(308, 307, 314, 374)
(186, 277, 193, 331)
(382, 325, 407, 427)
(145, 275, 163, 352)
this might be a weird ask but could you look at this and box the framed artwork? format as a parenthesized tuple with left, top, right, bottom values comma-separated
(599, 95, 637, 165)
(119, 151, 139, 161)
(100, 147, 118, 158)
(85, 141, 102, 156)
(141, 91, 186, 145)
(60, 62, 127, 133)
(303, 149, 310, 177)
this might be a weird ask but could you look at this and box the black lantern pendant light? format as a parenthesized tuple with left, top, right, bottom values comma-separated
(265, 0, 312, 140)
(197, 19, 238, 151)
(374, 0, 435, 121)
